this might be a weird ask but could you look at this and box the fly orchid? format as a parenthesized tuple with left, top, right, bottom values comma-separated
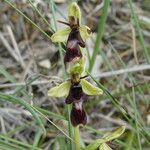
(50, 2, 91, 63)
(48, 77, 103, 126)
(48, 2, 125, 149)
(48, 2, 103, 127)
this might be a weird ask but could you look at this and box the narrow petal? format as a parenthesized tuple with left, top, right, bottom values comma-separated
(51, 27, 71, 42)
(99, 143, 112, 150)
(48, 81, 71, 97)
(79, 25, 91, 40)
(71, 102, 87, 126)
(80, 79, 103, 95)
(68, 2, 81, 24)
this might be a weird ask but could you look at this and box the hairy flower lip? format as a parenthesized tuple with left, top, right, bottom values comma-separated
(71, 102, 87, 127)
(59, 19, 85, 63)
(64, 45, 82, 63)
(67, 28, 85, 48)
(65, 82, 84, 104)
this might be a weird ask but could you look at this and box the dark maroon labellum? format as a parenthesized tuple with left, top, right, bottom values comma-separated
(58, 20, 85, 63)
(71, 102, 87, 127)
(65, 82, 83, 104)
(64, 28, 85, 63)
(64, 43, 82, 63)
(67, 28, 85, 48)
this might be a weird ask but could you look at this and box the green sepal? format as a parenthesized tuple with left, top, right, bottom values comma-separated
(48, 81, 71, 97)
(79, 25, 91, 40)
(68, 2, 81, 24)
(99, 143, 112, 150)
(85, 126, 125, 150)
(51, 27, 71, 42)
(80, 79, 103, 96)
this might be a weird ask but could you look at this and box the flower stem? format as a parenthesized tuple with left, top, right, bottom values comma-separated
(74, 126, 81, 150)
(67, 105, 74, 150)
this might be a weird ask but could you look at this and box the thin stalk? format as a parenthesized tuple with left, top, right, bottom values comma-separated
(4, 0, 51, 40)
(128, 0, 150, 64)
(67, 105, 74, 150)
(89, 0, 110, 72)
(132, 87, 142, 150)
(74, 126, 80, 150)
(27, 0, 54, 33)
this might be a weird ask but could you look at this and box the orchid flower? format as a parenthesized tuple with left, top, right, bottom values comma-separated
(48, 78, 103, 126)
(50, 2, 91, 63)
(51, 2, 91, 43)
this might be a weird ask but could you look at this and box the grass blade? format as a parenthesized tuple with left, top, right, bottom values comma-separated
(0, 92, 46, 135)
(128, 0, 150, 63)
(89, 0, 110, 72)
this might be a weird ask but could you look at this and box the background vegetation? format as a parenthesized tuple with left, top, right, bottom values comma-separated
(0, 0, 150, 149)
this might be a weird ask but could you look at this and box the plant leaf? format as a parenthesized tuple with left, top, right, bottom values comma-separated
(48, 81, 71, 97)
(80, 25, 91, 40)
(68, 2, 81, 23)
(99, 143, 112, 150)
(85, 126, 125, 150)
(102, 126, 125, 142)
(80, 79, 103, 95)
(51, 27, 71, 42)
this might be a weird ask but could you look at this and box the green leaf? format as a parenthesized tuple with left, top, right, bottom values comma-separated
(48, 81, 71, 97)
(80, 25, 91, 40)
(51, 27, 71, 42)
(85, 126, 125, 150)
(102, 126, 125, 142)
(99, 143, 112, 150)
(68, 2, 81, 24)
(80, 79, 103, 95)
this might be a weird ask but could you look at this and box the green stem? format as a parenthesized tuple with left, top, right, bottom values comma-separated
(67, 105, 74, 150)
(74, 126, 81, 150)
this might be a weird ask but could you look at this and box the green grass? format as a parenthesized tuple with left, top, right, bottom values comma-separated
(89, 0, 110, 72)
(128, 0, 150, 64)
